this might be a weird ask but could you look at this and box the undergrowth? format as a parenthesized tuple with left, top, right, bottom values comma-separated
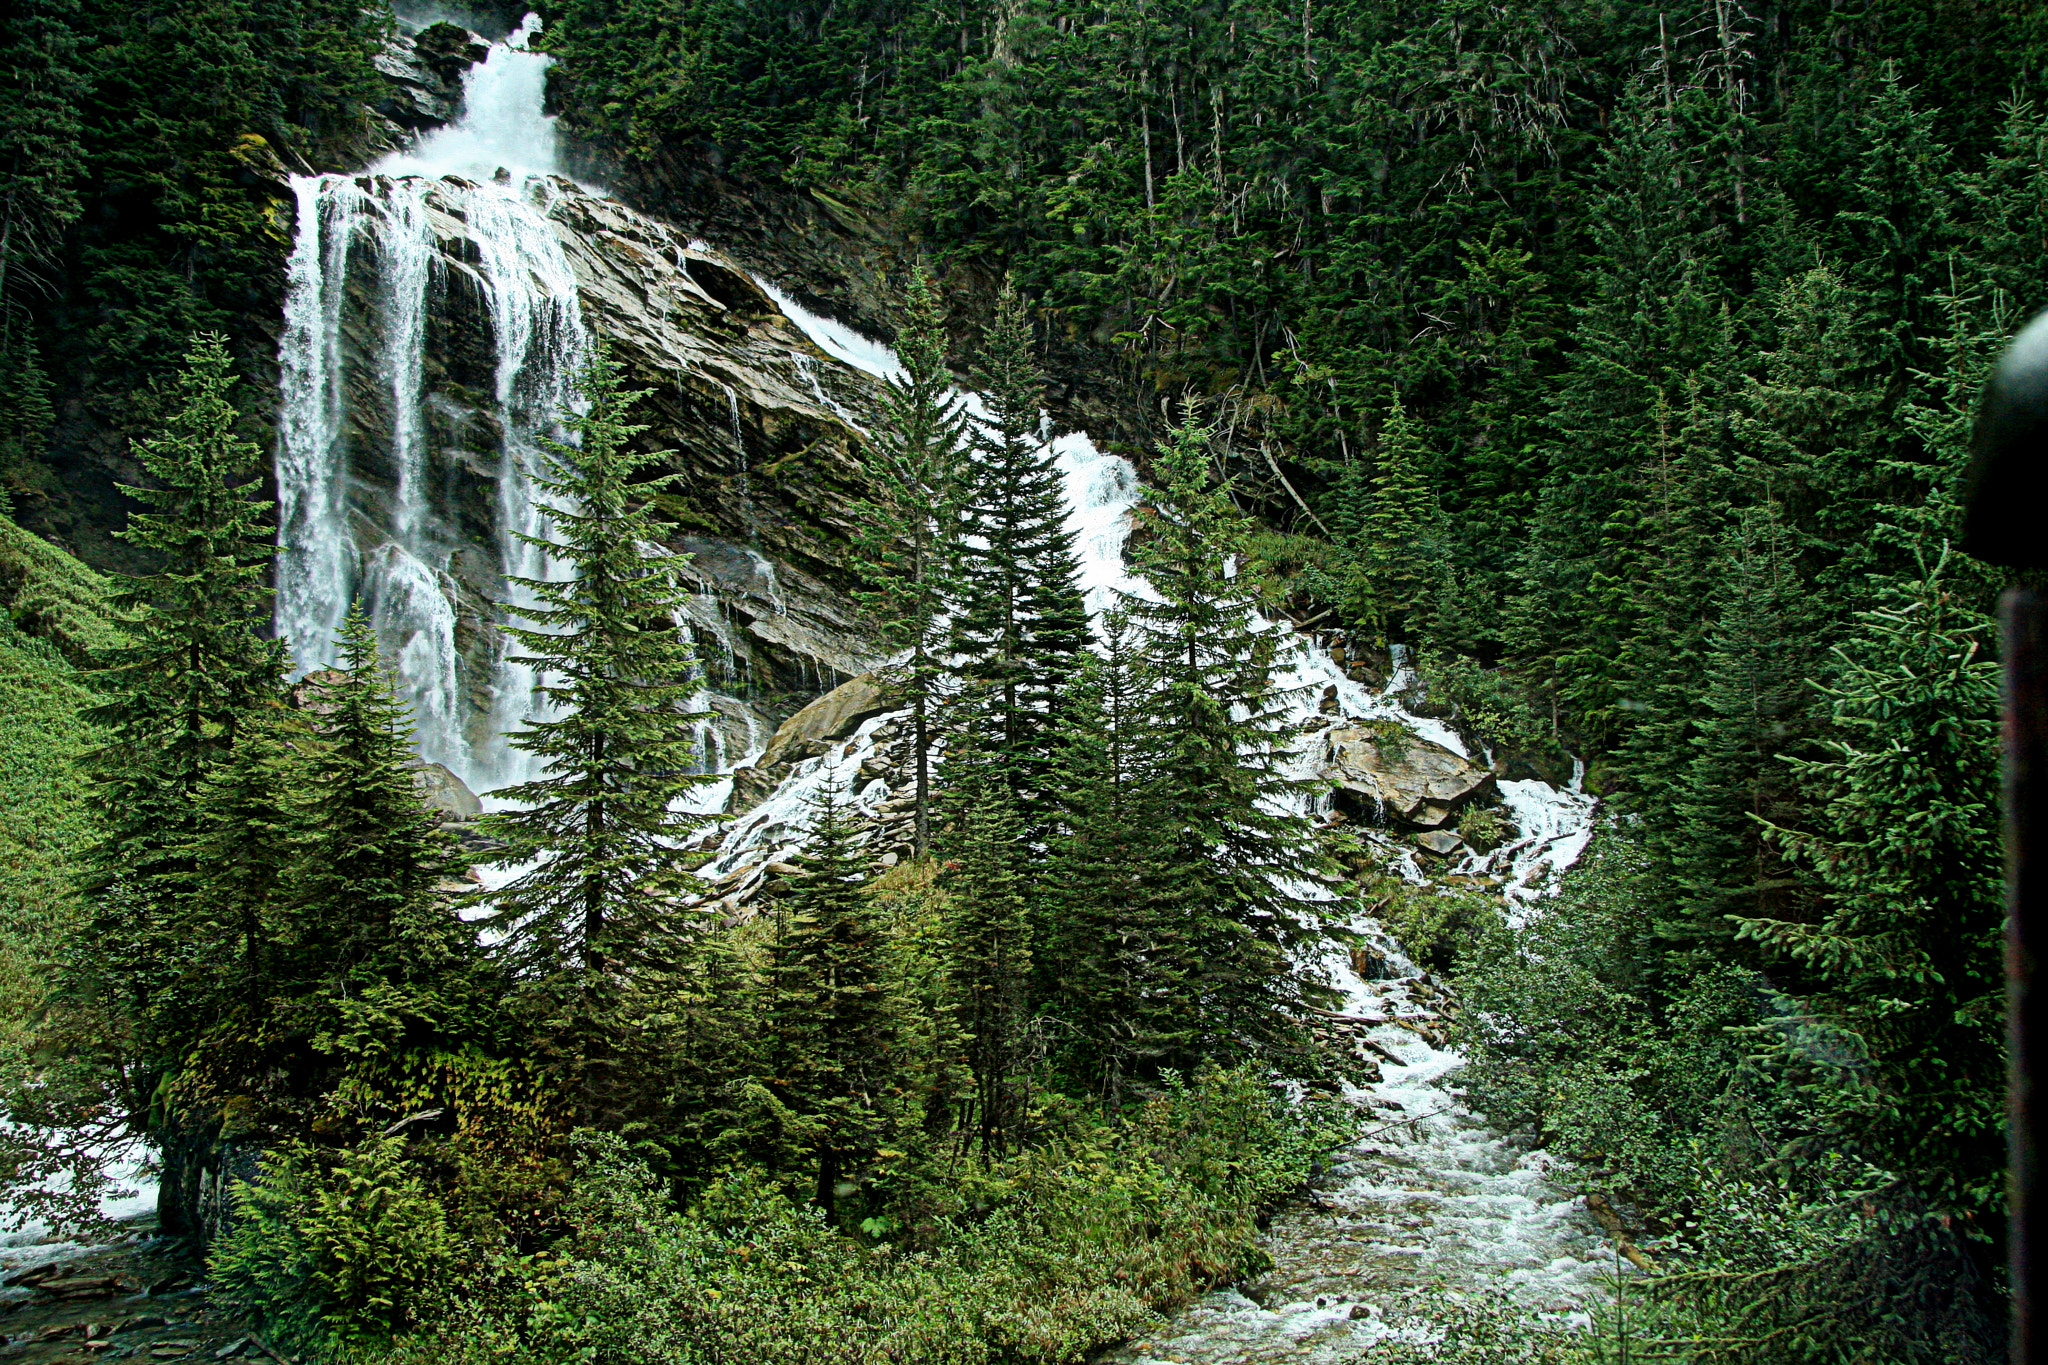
(213, 1067, 1344, 1364)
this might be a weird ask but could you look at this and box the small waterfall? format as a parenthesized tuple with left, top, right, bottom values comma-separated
(272, 13, 585, 795)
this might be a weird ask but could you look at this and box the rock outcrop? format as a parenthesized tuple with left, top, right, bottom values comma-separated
(1320, 725, 1495, 829)
(725, 672, 893, 814)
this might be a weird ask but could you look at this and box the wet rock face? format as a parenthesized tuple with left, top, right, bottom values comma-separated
(297, 172, 885, 753)
(372, 23, 489, 135)
(725, 672, 892, 814)
(1320, 726, 1495, 829)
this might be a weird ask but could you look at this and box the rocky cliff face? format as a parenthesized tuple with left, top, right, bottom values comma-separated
(260, 20, 901, 784)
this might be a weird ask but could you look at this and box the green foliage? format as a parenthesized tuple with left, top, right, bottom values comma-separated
(82, 331, 283, 1068)
(1735, 555, 2004, 1219)
(481, 350, 716, 984)
(849, 262, 970, 857)
(1123, 411, 1337, 1069)
(211, 1137, 461, 1351)
(951, 278, 1089, 820)
(359, 1068, 1339, 1365)
(764, 784, 903, 1215)
(1375, 879, 1503, 978)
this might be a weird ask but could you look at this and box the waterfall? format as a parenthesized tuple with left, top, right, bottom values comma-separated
(272, 14, 584, 796)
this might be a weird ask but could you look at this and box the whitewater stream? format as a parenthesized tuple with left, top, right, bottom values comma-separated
(255, 9, 1622, 1360)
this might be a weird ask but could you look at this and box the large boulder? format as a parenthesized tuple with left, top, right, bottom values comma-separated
(1321, 725, 1494, 829)
(726, 672, 894, 813)
(411, 761, 482, 821)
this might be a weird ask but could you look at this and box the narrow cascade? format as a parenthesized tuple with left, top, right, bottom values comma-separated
(273, 13, 583, 795)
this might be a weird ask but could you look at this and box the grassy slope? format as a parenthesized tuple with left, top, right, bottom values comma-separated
(0, 514, 110, 1043)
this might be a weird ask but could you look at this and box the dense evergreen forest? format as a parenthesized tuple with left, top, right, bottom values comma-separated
(0, 0, 2038, 1360)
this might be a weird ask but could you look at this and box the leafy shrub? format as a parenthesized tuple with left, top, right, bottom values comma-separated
(1374, 878, 1501, 975)
(1452, 834, 2002, 1363)
(212, 1137, 461, 1351)
(358, 1067, 1340, 1365)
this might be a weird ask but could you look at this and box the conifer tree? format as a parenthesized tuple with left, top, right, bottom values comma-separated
(1663, 503, 1817, 957)
(1735, 555, 2003, 1217)
(295, 609, 456, 986)
(86, 332, 285, 1043)
(180, 714, 305, 1018)
(766, 784, 897, 1217)
(951, 280, 1088, 814)
(1358, 395, 1444, 639)
(482, 350, 716, 994)
(1614, 379, 1733, 846)
(851, 262, 969, 858)
(1043, 612, 1178, 1100)
(1123, 412, 1334, 1068)
(936, 730, 1032, 1157)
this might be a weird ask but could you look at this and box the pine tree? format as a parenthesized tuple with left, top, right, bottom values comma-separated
(180, 713, 306, 1022)
(1123, 411, 1334, 1069)
(295, 609, 456, 987)
(1735, 554, 2003, 1218)
(765, 784, 897, 1217)
(936, 730, 1032, 1158)
(1043, 612, 1179, 1100)
(851, 261, 969, 858)
(481, 350, 716, 989)
(1613, 378, 1733, 843)
(951, 278, 1089, 817)
(1662, 502, 1817, 957)
(85, 332, 285, 1042)
(1357, 394, 1444, 640)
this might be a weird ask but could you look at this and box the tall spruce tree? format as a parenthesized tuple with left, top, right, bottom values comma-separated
(850, 262, 969, 858)
(480, 351, 715, 1021)
(1043, 612, 1179, 1099)
(1735, 555, 2003, 1218)
(766, 784, 897, 1217)
(1358, 395, 1445, 640)
(936, 730, 1033, 1157)
(86, 332, 284, 1045)
(951, 279, 1088, 814)
(295, 609, 456, 986)
(1663, 502, 1817, 957)
(1123, 412, 1334, 1069)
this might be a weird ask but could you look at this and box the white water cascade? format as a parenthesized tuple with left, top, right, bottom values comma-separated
(274, 13, 582, 795)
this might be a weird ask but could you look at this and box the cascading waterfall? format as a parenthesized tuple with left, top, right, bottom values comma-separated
(273, 14, 584, 795)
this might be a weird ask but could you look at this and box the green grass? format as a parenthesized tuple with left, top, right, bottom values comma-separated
(0, 513, 109, 1039)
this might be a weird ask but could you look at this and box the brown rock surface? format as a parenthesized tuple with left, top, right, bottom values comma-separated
(1321, 727, 1494, 829)
(726, 672, 894, 814)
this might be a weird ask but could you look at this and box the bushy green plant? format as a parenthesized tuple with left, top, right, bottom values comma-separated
(357, 1068, 1339, 1365)
(211, 1137, 460, 1351)
(1375, 878, 1502, 976)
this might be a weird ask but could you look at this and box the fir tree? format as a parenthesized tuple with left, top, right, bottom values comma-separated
(1043, 611, 1179, 1100)
(1357, 394, 1445, 640)
(1663, 502, 1817, 957)
(951, 279, 1089, 818)
(85, 332, 284, 1045)
(1735, 555, 2003, 1218)
(295, 608, 455, 986)
(936, 730, 1033, 1158)
(1123, 411, 1334, 1069)
(850, 261, 969, 858)
(180, 713, 305, 1019)
(766, 784, 897, 1217)
(481, 350, 716, 989)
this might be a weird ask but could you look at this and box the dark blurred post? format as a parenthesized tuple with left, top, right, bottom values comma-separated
(1966, 310, 2048, 1365)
